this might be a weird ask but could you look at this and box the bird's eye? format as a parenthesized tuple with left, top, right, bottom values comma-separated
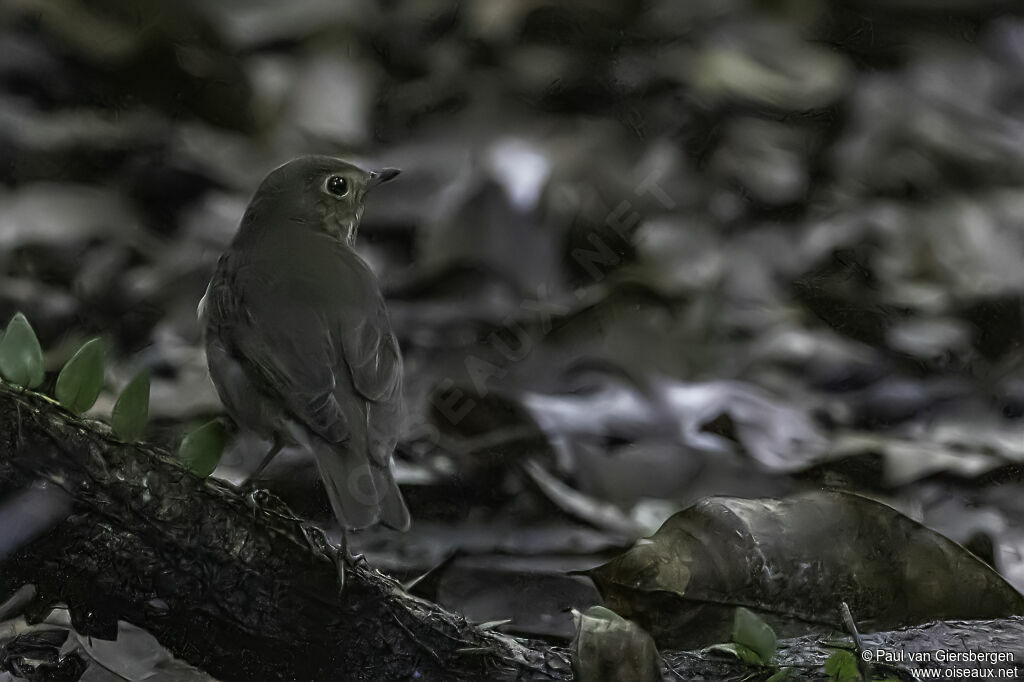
(326, 175, 349, 197)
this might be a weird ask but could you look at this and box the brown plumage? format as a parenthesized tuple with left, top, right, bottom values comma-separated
(200, 156, 409, 532)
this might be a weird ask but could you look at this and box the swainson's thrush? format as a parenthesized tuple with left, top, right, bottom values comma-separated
(200, 156, 410, 548)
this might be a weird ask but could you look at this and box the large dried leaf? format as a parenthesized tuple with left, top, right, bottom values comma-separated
(587, 491, 1024, 648)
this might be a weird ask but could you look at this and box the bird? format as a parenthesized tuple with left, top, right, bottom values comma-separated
(199, 155, 410, 571)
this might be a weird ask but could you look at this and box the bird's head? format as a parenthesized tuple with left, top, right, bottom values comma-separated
(242, 155, 400, 246)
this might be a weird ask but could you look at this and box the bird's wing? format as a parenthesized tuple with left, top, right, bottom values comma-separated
(335, 299, 408, 529)
(338, 302, 403, 466)
(339, 310, 402, 402)
(208, 259, 350, 444)
(207, 243, 408, 530)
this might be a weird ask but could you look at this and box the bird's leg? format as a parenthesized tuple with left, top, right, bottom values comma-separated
(240, 435, 284, 489)
(329, 528, 370, 597)
(339, 526, 367, 567)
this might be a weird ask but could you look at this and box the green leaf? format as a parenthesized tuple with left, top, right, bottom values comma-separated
(766, 669, 793, 682)
(112, 369, 150, 442)
(0, 313, 44, 388)
(706, 642, 765, 665)
(55, 338, 105, 414)
(824, 650, 861, 681)
(572, 606, 660, 682)
(177, 419, 227, 477)
(732, 607, 776, 664)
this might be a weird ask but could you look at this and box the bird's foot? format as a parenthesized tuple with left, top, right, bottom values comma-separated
(326, 542, 366, 598)
(296, 523, 362, 597)
(332, 529, 369, 596)
(341, 542, 368, 568)
(216, 476, 269, 508)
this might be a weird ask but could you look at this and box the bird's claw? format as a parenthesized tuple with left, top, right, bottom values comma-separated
(339, 536, 366, 567)
(327, 542, 366, 597)
(333, 530, 368, 596)
(331, 545, 347, 597)
(296, 523, 361, 597)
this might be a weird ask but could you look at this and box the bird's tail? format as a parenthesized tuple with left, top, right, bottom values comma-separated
(310, 439, 410, 531)
(372, 464, 411, 531)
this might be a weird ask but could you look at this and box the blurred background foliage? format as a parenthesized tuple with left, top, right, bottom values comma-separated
(3, 0, 1024, 646)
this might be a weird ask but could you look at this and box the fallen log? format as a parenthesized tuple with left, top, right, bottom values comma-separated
(0, 384, 570, 681)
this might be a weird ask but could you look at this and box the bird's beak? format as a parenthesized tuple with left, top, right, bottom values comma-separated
(368, 168, 401, 187)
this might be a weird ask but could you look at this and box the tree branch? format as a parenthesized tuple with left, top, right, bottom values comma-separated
(0, 385, 570, 681)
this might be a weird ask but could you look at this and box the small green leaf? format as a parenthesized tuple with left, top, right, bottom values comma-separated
(177, 419, 227, 477)
(112, 369, 150, 442)
(55, 338, 105, 414)
(824, 650, 861, 681)
(0, 313, 44, 388)
(766, 668, 793, 682)
(707, 642, 766, 665)
(732, 607, 776, 665)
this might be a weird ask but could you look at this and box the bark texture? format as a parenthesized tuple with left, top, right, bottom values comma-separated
(0, 385, 570, 681)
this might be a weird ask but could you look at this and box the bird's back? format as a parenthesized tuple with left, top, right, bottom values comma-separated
(202, 228, 409, 530)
